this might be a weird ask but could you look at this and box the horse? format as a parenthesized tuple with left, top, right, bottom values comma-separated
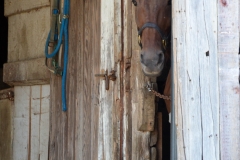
(132, 0, 172, 113)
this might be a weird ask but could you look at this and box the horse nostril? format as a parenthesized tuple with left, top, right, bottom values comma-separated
(157, 53, 164, 65)
(141, 53, 144, 63)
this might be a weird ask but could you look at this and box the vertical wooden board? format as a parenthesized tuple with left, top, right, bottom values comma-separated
(49, 75, 63, 160)
(172, 3, 186, 159)
(89, 1, 101, 159)
(99, 0, 121, 160)
(74, 0, 87, 160)
(40, 84, 50, 160)
(74, 0, 84, 159)
(13, 86, 30, 160)
(81, 0, 93, 159)
(218, 0, 240, 159)
(65, 0, 78, 157)
(0, 99, 12, 160)
(173, 0, 219, 159)
(30, 85, 41, 160)
(113, 0, 121, 159)
(131, 50, 151, 160)
(122, 0, 133, 159)
(49, 0, 102, 159)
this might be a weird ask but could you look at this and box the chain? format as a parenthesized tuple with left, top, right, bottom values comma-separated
(146, 82, 171, 101)
(150, 88, 171, 101)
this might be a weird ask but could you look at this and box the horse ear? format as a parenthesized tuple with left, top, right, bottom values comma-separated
(167, 0, 171, 5)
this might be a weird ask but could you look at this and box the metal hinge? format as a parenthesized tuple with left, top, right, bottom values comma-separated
(95, 70, 117, 90)
(0, 91, 14, 101)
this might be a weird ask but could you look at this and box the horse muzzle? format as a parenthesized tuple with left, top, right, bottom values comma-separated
(140, 51, 164, 77)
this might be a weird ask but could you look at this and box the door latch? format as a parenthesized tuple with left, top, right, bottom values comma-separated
(95, 70, 116, 90)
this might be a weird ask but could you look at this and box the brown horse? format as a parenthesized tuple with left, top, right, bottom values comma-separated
(133, 0, 172, 112)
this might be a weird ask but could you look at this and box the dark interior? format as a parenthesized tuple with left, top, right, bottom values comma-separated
(157, 59, 171, 160)
(0, 1, 9, 90)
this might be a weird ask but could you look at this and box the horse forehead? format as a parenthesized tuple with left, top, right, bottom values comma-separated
(136, 0, 167, 19)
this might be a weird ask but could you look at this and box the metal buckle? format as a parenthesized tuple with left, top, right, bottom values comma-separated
(138, 35, 141, 45)
(146, 81, 153, 92)
(162, 39, 167, 50)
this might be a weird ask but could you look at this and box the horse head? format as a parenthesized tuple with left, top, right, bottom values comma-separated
(133, 0, 171, 77)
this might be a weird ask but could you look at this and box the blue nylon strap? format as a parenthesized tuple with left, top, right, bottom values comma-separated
(45, 0, 69, 111)
(52, 9, 59, 15)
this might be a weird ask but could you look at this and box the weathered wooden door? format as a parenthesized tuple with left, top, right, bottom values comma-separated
(49, 0, 122, 159)
(49, 0, 159, 159)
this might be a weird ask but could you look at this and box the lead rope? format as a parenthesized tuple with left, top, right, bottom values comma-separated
(45, 0, 70, 111)
(146, 82, 171, 101)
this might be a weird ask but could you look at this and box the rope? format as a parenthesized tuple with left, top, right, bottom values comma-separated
(45, 0, 69, 111)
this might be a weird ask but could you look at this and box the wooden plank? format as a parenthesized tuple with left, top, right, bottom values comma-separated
(138, 80, 156, 132)
(172, 0, 220, 159)
(0, 98, 13, 160)
(82, 0, 93, 159)
(13, 86, 30, 160)
(30, 85, 41, 160)
(218, 0, 240, 159)
(131, 50, 151, 160)
(49, 0, 102, 159)
(89, 1, 101, 159)
(49, 75, 63, 160)
(74, 0, 84, 159)
(13, 85, 50, 160)
(122, 0, 133, 159)
(39, 85, 50, 160)
(98, 0, 121, 159)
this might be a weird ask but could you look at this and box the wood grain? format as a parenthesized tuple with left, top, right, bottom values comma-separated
(49, 0, 102, 159)
(12, 85, 50, 160)
(171, 0, 240, 159)
(0, 97, 13, 160)
(218, 0, 240, 159)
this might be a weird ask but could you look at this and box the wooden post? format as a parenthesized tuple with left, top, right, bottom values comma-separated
(173, 0, 239, 159)
(0, 89, 13, 160)
(218, 0, 240, 159)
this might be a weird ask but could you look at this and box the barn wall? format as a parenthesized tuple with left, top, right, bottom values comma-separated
(173, 0, 239, 159)
(3, 0, 51, 159)
(4, 0, 50, 86)
(49, 0, 158, 159)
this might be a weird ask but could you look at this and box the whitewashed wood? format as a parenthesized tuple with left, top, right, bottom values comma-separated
(13, 86, 30, 160)
(13, 85, 50, 160)
(218, 0, 240, 159)
(30, 85, 41, 160)
(172, 0, 219, 159)
(40, 85, 50, 160)
(99, 0, 121, 159)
